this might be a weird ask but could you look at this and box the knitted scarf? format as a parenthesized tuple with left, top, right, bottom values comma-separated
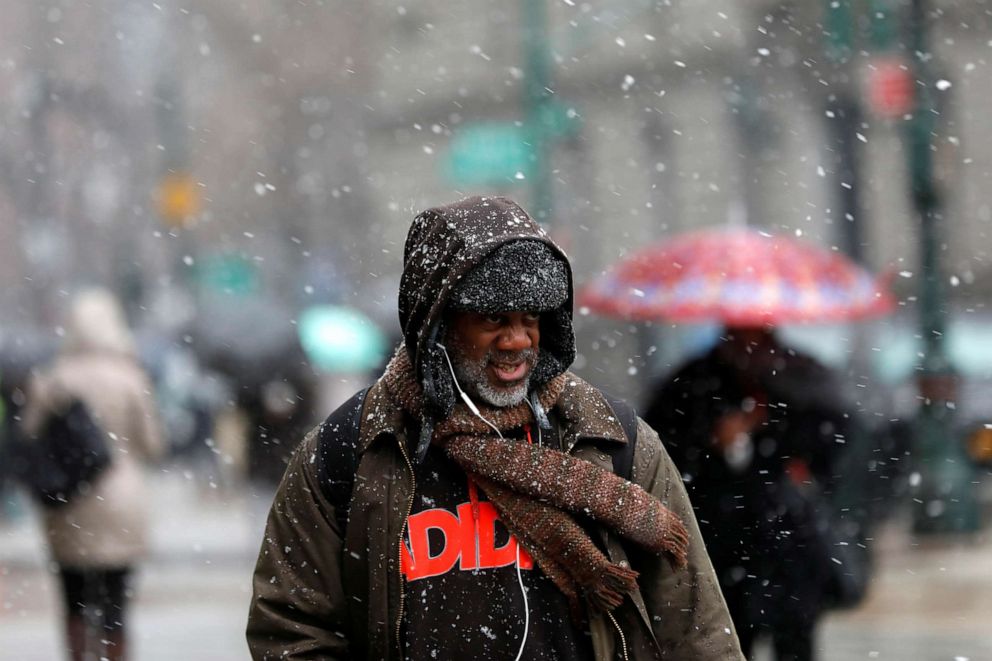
(382, 350, 689, 615)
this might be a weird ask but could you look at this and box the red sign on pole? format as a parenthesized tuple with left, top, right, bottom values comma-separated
(866, 56, 916, 119)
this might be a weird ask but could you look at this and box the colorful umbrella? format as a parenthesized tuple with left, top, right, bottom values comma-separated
(577, 227, 895, 325)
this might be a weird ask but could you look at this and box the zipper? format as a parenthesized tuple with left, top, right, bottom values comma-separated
(606, 611, 629, 661)
(394, 438, 417, 659)
(467, 478, 482, 568)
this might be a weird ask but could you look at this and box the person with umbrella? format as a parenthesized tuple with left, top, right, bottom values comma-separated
(580, 228, 893, 660)
(191, 292, 318, 486)
(642, 325, 853, 660)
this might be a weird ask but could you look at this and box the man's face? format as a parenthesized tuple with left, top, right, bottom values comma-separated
(446, 310, 541, 408)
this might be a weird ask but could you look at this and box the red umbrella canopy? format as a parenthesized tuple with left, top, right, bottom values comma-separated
(578, 227, 895, 325)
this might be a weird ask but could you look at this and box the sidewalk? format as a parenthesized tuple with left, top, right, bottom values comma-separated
(0, 467, 271, 661)
(3, 471, 992, 660)
(817, 516, 992, 661)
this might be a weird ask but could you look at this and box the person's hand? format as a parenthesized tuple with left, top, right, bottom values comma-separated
(713, 411, 757, 473)
(712, 402, 766, 473)
(712, 411, 755, 450)
(785, 457, 813, 486)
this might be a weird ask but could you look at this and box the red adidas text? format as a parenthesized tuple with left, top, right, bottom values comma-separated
(401, 501, 534, 581)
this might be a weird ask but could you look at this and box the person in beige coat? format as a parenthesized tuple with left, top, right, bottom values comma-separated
(22, 289, 163, 661)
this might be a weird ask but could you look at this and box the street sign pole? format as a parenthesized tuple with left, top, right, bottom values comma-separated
(906, 0, 979, 534)
(824, 0, 864, 264)
(154, 75, 204, 322)
(522, 0, 554, 225)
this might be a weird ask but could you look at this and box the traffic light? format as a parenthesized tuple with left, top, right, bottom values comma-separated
(155, 171, 200, 228)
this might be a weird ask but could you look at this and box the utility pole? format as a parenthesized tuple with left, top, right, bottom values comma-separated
(821, 1, 878, 531)
(823, 0, 864, 264)
(153, 73, 203, 323)
(521, 0, 554, 225)
(905, 0, 978, 534)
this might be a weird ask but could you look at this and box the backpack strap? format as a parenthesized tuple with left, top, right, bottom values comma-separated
(601, 390, 639, 481)
(315, 387, 370, 533)
(596, 391, 662, 652)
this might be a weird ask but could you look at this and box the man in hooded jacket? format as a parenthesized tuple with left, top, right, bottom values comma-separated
(247, 196, 743, 660)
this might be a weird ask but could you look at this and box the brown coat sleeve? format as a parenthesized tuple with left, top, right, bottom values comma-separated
(632, 419, 745, 659)
(247, 428, 351, 660)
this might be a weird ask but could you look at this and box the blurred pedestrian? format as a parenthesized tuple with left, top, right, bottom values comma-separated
(0, 362, 29, 519)
(239, 348, 317, 487)
(0, 333, 54, 520)
(643, 326, 855, 661)
(247, 196, 744, 660)
(21, 289, 163, 661)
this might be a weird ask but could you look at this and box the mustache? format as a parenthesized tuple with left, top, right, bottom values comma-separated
(487, 348, 538, 365)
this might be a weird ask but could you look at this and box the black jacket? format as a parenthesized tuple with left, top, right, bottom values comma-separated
(643, 341, 851, 623)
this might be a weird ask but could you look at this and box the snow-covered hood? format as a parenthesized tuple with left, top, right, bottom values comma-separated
(397, 195, 576, 411)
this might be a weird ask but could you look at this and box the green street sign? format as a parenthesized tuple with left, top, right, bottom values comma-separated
(443, 104, 580, 187)
(443, 122, 533, 186)
(193, 253, 259, 296)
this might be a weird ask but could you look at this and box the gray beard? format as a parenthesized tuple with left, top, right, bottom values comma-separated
(451, 346, 537, 408)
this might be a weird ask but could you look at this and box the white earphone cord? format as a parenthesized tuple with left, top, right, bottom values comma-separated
(436, 342, 533, 660)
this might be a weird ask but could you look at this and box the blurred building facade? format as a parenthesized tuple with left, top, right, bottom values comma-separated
(0, 0, 989, 398)
(356, 0, 992, 401)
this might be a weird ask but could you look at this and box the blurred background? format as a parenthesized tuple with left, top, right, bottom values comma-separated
(0, 0, 990, 659)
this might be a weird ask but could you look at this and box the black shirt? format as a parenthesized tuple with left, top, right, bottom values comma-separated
(401, 432, 595, 661)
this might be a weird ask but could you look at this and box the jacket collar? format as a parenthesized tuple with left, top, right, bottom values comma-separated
(358, 380, 407, 454)
(358, 372, 628, 455)
(554, 373, 629, 451)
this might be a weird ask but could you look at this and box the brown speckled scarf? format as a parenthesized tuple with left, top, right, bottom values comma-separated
(382, 350, 689, 615)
